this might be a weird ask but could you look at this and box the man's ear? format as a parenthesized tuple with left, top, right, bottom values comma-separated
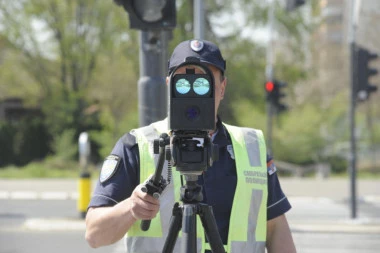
(166, 76, 169, 86)
(221, 77, 227, 99)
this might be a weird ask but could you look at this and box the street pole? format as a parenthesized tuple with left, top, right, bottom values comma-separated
(349, 40, 357, 220)
(194, 0, 205, 39)
(265, 0, 275, 156)
(114, 0, 176, 127)
(348, 0, 361, 219)
(138, 30, 169, 127)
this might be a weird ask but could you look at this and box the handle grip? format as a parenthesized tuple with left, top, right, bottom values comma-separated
(140, 220, 151, 231)
(140, 185, 160, 231)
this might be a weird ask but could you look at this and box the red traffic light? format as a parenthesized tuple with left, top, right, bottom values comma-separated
(265, 81, 274, 92)
(265, 79, 288, 113)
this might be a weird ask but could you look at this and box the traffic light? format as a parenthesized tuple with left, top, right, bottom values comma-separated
(265, 81, 275, 101)
(265, 80, 288, 113)
(114, 0, 176, 30)
(286, 0, 305, 11)
(355, 46, 378, 101)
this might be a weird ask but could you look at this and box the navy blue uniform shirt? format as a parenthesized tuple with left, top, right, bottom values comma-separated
(89, 118, 291, 245)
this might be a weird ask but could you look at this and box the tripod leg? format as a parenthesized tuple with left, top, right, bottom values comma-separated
(181, 204, 197, 253)
(163, 203, 182, 253)
(199, 204, 226, 253)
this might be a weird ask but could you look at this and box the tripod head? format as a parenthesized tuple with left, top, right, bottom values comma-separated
(169, 130, 218, 176)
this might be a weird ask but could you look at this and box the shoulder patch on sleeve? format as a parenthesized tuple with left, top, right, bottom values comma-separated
(100, 155, 121, 183)
(267, 160, 277, 175)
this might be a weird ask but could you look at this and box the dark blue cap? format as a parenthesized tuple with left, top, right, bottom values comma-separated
(168, 40, 226, 74)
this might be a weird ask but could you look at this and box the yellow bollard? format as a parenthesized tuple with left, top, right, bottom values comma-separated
(78, 171, 91, 219)
(78, 132, 91, 219)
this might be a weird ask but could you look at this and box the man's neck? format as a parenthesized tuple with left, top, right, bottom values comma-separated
(209, 117, 219, 135)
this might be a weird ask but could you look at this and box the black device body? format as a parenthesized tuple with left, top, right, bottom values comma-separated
(168, 57, 217, 175)
(168, 57, 215, 132)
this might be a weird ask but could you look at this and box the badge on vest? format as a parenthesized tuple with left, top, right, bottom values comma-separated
(227, 145, 235, 160)
(100, 155, 121, 183)
(267, 160, 277, 175)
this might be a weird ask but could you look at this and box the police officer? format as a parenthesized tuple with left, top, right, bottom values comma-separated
(85, 40, 296, 253)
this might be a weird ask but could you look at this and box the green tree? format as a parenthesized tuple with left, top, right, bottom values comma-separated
(0, 0, 140, 162)
(0, 0, 127, 94)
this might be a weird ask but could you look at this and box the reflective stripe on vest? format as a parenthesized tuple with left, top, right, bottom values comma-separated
(126, 120, 267, 253)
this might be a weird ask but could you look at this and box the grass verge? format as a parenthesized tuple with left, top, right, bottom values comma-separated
(0, 158, 99, 179)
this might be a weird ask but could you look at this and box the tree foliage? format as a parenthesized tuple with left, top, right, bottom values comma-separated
(0, 0, 139, 164)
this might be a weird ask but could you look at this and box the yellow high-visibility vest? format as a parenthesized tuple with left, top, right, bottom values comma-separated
(126, 119, 268, 253)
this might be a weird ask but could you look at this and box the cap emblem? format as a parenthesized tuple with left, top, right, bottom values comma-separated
(190, 40, 204, 52)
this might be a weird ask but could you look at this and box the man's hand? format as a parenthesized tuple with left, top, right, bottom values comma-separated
(85, 183, 160, 248)
(266, 214, 296, 253)
(129, 184, 160, 220)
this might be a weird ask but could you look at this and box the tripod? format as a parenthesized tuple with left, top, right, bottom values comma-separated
(162, 174, 226, 253)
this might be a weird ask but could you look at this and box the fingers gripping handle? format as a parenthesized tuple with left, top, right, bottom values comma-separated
(140, 185, 161, 231)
